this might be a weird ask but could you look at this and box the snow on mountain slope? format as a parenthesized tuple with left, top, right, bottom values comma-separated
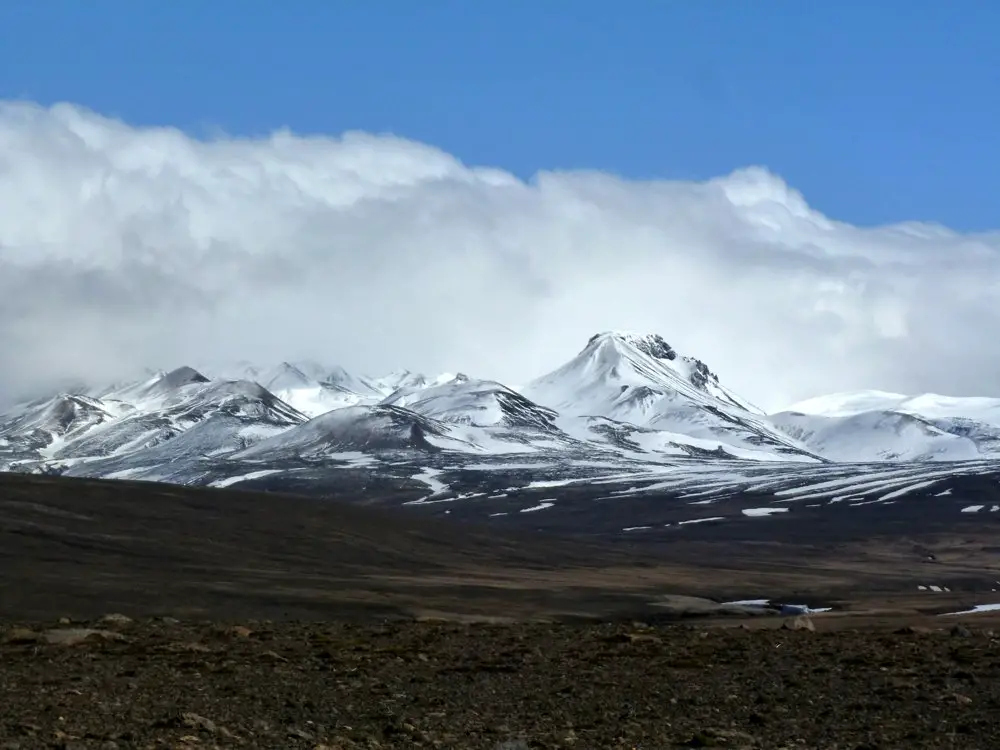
(371, 370, 459, 397)
(0, 393, 126, 465)
(256, 363, 379, 418)
(783, 391, 1000, 424)
(522, 332, 817, 460)
(380, 374, 560, 431)
(772, 391, 1000, 461)
(557, 415, 811, 463)
(233, 403, 550, 459)
(203, 362, 383, 419)
(769, 410, 982, 462)
(3, 368, 307, 475)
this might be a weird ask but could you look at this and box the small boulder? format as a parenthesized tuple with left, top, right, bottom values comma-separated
(2, 628, 41, 644)
(42, 628, 126, 646)
(181, 712, 235, 738)
(781, 616, 815, 632)
(98, 613, 133, 628)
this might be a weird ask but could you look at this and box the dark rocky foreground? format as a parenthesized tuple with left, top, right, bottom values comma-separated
(5, 472, 1000, 748)
(4, 616, 1000, 749)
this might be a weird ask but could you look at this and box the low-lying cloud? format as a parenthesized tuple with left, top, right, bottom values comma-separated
(2, 101, 999, 412)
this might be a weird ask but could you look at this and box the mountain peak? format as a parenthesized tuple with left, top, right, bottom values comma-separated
(584, 331, 724, 389)
(159, 366, 210, 390)
(587, 331, 677, 361)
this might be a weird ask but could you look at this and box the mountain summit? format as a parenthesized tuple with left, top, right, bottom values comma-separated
(522, 331, 810, 458)
(523, 331, 758, 418)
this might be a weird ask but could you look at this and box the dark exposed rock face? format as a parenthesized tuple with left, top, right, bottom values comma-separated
(160, 366, 210, 389)
(685, 357, 720, 389)
(628, 333, 677, 362)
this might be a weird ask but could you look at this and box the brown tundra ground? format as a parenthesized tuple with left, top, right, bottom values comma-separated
(3, 472, 1000, 749)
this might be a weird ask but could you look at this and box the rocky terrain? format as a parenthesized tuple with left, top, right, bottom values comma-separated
(5, 616, 1000, 750)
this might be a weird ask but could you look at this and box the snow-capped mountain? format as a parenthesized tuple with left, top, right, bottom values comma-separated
(770, 391, 1000, 461)
(381, 374, 560, 431)
(522, 332, 817, 460)
(0, 367, 305, 476)
(370, 369, 457, 395)
(4, 331, 1000, 514)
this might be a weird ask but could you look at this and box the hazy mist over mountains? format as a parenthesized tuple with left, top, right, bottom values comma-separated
(3, 102, 1000, 413)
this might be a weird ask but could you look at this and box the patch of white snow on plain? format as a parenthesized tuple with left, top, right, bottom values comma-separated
(879, 479, 941, 501)
(327, 451, 379, 467)
(784, 604, 832, 614)
(961, 505, 985, 513)
(527, 477, 583, 489)
(720, 599, 830, 615)
(942, 603, 1000, 616)
(413, 467, 449, 496)
(741, 507, 790, 517)
(935, 488, 953, 496)
(519, 500, 555, 513)
(210, 469, 282, 488)
(464, 462, 549, 471)
(678, 516, 725, 525)
(622, 526, 652, 532)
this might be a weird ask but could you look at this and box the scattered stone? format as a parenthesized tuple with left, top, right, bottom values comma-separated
(2, 619, 1000, 748)
(42, 628, 127, 646)
(181, 712, 234, 738)
(950, 624, 973, 638)
(98, 613, 133, 628)
(893, 625, 930, 635)
(684, 727, 759, 747)
(2, 628, 40, 644)
(163, 641, 212, 653)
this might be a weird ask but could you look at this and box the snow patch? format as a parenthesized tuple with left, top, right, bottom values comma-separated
(210, 469, 282, 488)
(942, 603, 1000, 616)
(519, 501, 555, 513)
(741, 507, 789, 517)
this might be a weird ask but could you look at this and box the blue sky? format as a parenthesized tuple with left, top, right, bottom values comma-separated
(1, 1, 998, 230)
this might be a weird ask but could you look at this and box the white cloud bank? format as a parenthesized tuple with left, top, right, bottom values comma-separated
(2, 100, 999, 412)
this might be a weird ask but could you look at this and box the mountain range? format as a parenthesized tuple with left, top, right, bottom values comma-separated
(3, 331, 1000, 535)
